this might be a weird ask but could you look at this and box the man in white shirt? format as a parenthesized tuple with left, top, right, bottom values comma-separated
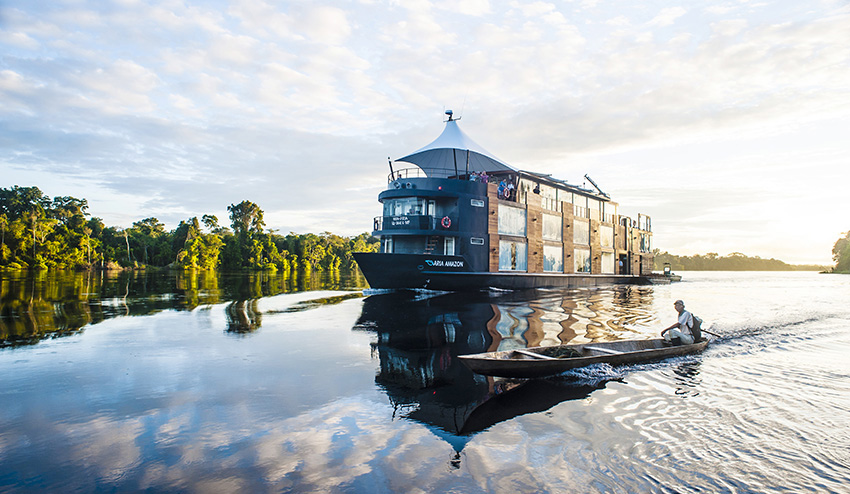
(661, 299, 694, 345)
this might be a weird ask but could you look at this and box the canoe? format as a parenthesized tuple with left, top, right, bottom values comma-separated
(458, 337, 710, 378)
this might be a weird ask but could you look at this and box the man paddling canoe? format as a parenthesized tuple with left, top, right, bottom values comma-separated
(661, 299, 695, 345)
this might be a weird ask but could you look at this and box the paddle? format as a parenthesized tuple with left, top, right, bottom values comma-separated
(700, 328, 722, 338)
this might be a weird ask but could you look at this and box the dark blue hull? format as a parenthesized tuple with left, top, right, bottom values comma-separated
(354, 252, 651, 291)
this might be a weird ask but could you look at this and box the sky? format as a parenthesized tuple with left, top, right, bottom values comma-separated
(1, 0, 848, 265)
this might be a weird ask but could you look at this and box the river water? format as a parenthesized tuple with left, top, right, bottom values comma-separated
(0, 270, 848, 493)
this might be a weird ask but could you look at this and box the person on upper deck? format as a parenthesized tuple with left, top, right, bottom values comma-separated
(661, 299, 694, 345)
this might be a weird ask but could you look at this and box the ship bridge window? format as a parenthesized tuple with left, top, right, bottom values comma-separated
(384, 198, 427, 216)
(498, 204, 527, 236)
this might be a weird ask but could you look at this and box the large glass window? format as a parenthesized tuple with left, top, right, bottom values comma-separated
(601, 252, 615, 274)
(498, 204, 526, 236)
(383, 198, 426, 216)
(499, 240, 527, 271)
(542, 213, 562, 241)
(600, 225, 614, 248)
(574, 248, 591, 273)
(574, 220, 590, 245)
(543, 245, 563, 272)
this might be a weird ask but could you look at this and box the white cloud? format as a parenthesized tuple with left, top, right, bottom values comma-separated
(72, 59, 161, 113)
(710, 18, 748, 37)
(437, 0, 491, 16)
(647, 7, 687, 27)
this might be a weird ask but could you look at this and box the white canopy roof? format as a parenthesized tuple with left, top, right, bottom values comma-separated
(395, 117, 516, 177)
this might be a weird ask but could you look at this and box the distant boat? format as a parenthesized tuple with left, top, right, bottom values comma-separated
(459, 337, 710, 378)
(663, 262, 682, 282)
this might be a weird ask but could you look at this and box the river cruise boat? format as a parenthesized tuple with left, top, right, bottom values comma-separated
(353, 111, 656, 291)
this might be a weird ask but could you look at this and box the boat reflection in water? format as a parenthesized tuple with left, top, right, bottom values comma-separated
(353, 286, 659, 454)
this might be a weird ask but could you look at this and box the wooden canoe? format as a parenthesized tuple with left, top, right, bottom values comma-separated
(458, 337, 710, 378)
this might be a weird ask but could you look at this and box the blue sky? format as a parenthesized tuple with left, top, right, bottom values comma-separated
(1, 0, 848, 264)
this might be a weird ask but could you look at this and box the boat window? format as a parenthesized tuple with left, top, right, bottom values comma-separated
(498, 204, 527, 236)
(444, 237, 455, 256)
(382, 237, 393, 253)
(573, 195, 589, 218)
(640, 233, 652, 253)
(600, 225, 614, 248)
(588, 198, 601, 221)
(383, 198, 426, 216)
(574, 248, 591, 273)
(543, 245, 563, 272)
(542, 213, 562, 241)
(391, 236, 426, 254)
(499, 240, 527, 271)
(573, 220, 590, 245)
(603, 203, 617, 223)
(601, 252, 615, 274)
(539, 184, 561, 212)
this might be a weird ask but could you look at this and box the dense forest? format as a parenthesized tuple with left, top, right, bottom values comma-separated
(0, 186, 378, 271)
(653, 251, 827, 272)
(1, 185, 842, 273)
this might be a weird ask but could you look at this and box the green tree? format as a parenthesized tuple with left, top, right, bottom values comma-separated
(832, 231, 850, 273)
(227, 200, 264, 235)
(0, 213, 8, 263)
(129, 218, 167, 266)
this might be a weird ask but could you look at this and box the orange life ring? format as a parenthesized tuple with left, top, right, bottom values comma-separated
(441, 216, 451, 228)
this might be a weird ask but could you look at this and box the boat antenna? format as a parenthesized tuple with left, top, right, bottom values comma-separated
(388, 157, 395, 180)
(584, 174, 609, 198)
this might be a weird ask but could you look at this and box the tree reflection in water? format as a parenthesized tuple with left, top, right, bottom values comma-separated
(225, 299, 262, 333)
(354, 286, 661, 460)
(0, 268, 367, 345)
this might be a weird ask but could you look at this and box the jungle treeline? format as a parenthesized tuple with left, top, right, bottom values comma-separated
(0, 186, 378, 271)
(653, 251, 827, 272)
